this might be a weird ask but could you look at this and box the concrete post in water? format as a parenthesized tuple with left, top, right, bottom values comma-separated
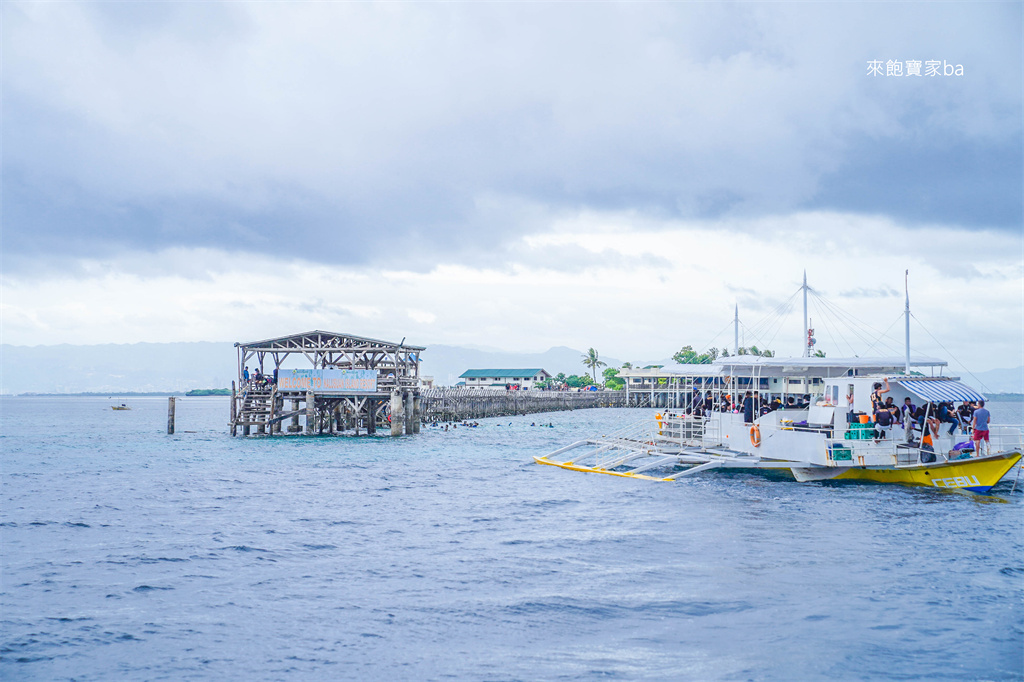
(167, 397, 176, 435)
(404, 391, 414, 435)
(305, 391, 315, 435)
(390, 391, 404, 436)
(230, 382, 237, 437)
(289, 399, 301, 432)
(412, 394, 421, 434)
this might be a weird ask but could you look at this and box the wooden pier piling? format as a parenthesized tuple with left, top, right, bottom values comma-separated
(390, 391, 404, 436)
(167, 397, 176, 435)
(230, 382, 237, 436)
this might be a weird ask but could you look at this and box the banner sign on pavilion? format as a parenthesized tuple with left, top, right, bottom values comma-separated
(277, 369, 377, 393)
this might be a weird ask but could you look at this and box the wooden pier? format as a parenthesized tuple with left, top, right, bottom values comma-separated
(230, 331, 630, 436)
(419, 388, 625, 422)
(230, 331, 424, 437)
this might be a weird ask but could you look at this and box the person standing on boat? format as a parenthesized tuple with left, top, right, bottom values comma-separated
(971, 400, 991, 457)
(901, 397, 917, 442)
(874, 405, 893, 441)
(870, 378, 890, 413)
(742, 391, 755, 424)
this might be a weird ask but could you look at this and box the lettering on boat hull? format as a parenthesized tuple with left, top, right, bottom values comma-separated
(931, 475, 981, 489)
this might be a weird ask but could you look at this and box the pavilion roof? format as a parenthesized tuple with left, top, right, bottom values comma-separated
(235, 330, 425, 352)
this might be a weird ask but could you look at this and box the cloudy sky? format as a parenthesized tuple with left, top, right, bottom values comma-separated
(3, 2, 1021, 372)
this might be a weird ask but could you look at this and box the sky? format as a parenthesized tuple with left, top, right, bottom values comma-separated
(2, 2, 1022, 373)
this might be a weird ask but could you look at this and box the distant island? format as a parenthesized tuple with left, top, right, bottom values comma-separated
(185, 388, 231, 396)
(987, 393, 1024, 402)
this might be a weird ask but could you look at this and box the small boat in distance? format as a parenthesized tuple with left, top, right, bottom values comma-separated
(111, 403, 131, 411)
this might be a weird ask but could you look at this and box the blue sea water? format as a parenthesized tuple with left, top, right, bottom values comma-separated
(2, 396, 1022, 681)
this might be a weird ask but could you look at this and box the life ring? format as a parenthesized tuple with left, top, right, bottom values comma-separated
(750, 425, 761, 448)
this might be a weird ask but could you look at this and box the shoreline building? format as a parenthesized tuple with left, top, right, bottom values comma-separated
(459, 369, 551, 390)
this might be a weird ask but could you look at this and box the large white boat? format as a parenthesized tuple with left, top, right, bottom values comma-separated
(536, 277, 1023, 494)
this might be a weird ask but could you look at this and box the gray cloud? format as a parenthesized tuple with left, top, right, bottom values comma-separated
(3, 2, 1020, 273)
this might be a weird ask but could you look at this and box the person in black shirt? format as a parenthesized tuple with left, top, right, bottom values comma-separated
(958, 401, 975, 433)
(870, 378, 890, 412)
(742, 391, 755, 423)
(874, 405, 894, 441)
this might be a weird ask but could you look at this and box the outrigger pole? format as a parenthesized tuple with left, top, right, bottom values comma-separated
(904, 270, 911, 375)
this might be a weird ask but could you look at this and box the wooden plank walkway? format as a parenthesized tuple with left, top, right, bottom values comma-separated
(419, 388, 626, 422)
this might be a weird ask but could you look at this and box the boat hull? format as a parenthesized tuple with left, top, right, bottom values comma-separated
(797, 452, 1021, 493)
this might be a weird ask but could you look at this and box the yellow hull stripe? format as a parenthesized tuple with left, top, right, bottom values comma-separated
(833, 452, 1021, 491)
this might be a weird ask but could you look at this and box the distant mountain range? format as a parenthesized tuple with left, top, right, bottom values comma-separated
(1, 341, 1019, 395)
(0, 341, 670, 394)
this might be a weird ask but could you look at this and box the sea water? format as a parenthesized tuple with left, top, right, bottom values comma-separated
(2, 396, 1022, 681)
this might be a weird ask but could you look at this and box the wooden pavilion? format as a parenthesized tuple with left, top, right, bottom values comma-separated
(230, 330, 425, 437)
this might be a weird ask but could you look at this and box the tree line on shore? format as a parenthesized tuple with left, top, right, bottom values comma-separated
(577, 343, 780, 391)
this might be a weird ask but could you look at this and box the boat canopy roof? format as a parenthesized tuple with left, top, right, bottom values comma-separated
(645, 355, 948, 379)
(712, 355, 946, 370)
(895, 378, 985, 403)
(640, 364, 724, 377)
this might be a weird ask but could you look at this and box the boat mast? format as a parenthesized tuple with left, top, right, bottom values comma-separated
(802, 271, 809, 358)
(904, 269, 911, 375)
(733, 303, 739, 356)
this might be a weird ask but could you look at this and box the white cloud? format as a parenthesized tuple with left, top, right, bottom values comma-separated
(3, 210, 1021, 372)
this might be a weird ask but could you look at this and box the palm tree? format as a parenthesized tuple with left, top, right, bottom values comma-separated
(581, 348, 607, 383)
